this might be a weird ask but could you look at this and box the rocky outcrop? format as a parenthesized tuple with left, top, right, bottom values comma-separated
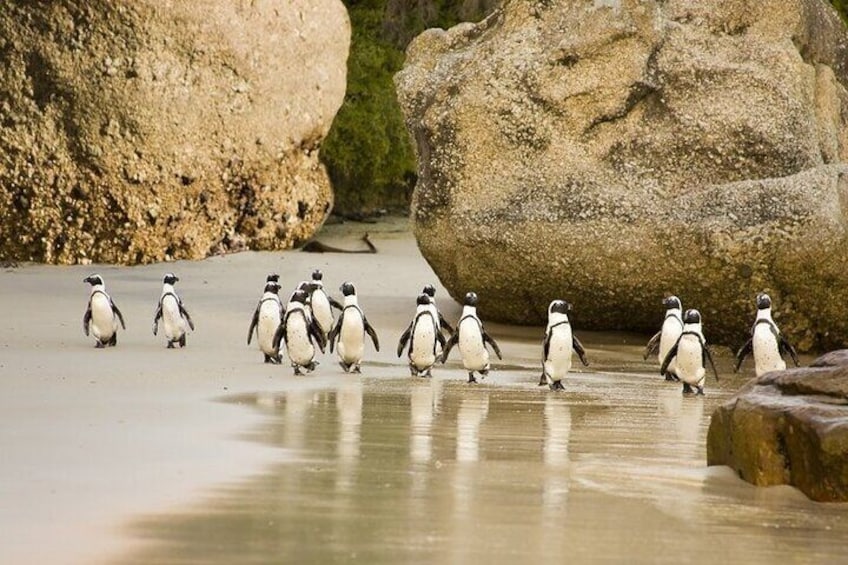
(395, 0, 848, 350)
(707, 350, 848, 502)
(0, 0, 349, 264)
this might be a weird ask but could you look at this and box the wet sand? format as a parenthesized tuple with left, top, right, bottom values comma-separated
(1, 218, 846, 564)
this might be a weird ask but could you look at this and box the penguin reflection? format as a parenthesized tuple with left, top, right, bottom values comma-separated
(451, 395, 490, 562)
(335, 382, 363, 495)
(543, 397, 571, 511)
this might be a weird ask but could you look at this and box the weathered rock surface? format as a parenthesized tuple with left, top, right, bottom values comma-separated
(395, 0, 848, 350)
(707, 350, 848, 502)
(0, 0, 349, 264)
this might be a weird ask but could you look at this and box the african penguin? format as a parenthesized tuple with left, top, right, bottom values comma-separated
(327, 282, 380, 373)
(422, 284, 454, 338)
(643, 295, 684, 381)
(734, 293, 800, 376)
(82, 274, 126, 348)
(272, 289, 326, 375)
(397, 294, 446, 377)
(439, 292, 502, 383)
(309, 269, 343, 339)
(539, 299, 589, 391)
(248, 280, 284, 363)
(152, 273, 195, 348)
(660, 309, 719, 395)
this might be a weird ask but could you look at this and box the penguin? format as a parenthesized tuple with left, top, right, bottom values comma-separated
(327, 282, 380, 373)
(734, 292, 800, 376)
(422, 284, 454, 338)
(152, 273, 195, 348)
(272, 289, 326, 375)
(660, 309, 719, 395)
(643, 295, 684, 381)
(539, 299, 590, 391)
(82, 274, 126, 348)
(247, 280, 284, 363)
(308, 269, 343, 339)
(397, 294, 447, 377)
(439, 292, 502, 383)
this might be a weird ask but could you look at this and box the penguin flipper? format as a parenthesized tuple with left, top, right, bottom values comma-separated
(83, 305, 92, 336)
(397, 322, 413, 358)
(364, 318, 380, 352)
(660, 340, 680, 376)
(247, 306, 260, 345)
(327, 313, 343, 353)
(543, 331, 551, 361)
(703, 345, 720, 382)
(308, 316, 326, 353)
(779, 335, 800, 367)
(179, 303, 195, 331)
(329, 296, 343, 311)
(152, 302, 162, 336)
(440, 331, 459, 363)
(111, 301, 126, 330)
(438, 313, 454, 335)
(482, 330, 502, 360)
(272, 320, 287, 351)
(734, 338, 753, 372)
(643, 330, 662, 360)
(572, 335, 590, 366)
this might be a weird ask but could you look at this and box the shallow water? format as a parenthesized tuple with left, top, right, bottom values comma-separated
(120, 364, 848, 564)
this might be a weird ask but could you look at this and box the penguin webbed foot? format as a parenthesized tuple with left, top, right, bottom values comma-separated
(467, 373, 477, 384)
(682, 382, 694, 395)
(550, 380, 565, 391)
(167, 341, 175, 349)
(663, 372, 679, 382)
(95, 341, 106, 349)
(538, 373, 548, 387)
(695, 386, 705, 396)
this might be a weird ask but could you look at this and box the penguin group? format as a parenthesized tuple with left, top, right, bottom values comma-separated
(82, 271, 800, 394)
(83, 272, 195, 349)
(642, 292, 800, 396)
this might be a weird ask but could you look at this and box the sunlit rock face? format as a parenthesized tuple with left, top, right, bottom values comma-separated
(0, 0, 349, 264)
(395, 0, 848, 350)
(707, 350, 848, 503)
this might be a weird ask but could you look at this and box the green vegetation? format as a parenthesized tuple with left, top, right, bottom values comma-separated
(832, 0, 848, 23)
(321, 1, 497, 215)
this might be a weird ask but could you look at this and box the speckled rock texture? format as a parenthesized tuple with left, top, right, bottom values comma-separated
(0, 0, 349, 264)
(707, 350, 848, 502)
(395, 0, 848, 350)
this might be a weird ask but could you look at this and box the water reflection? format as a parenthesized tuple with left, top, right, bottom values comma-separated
(120, 375, 848, 565)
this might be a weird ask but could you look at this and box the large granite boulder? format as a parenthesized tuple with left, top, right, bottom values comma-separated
(395, 0, 848, 350)
(0, 0, 349, 264)
(707, 350, 848, 502)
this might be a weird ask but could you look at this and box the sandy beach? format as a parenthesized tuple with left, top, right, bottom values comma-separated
(2, 218, 846, 564)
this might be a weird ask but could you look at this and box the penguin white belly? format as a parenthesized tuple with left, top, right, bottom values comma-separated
(753, 325, 785, 377)
(458, 318, 488, 371)
(162, 296, 185, 340)
(286, 315, 315, 365)
(658, 319, 682, 373)
(311, 291, 333, 335)
(257, 304, 281, 356)
(410, 317, 437, 370)
(90, 294, 116, 341)
(675, 336, 706, 386)
(544, 329, 573, 382)
(339, 310, 365, 364)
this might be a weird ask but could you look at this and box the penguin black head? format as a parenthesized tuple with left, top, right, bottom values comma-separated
(266, 273, 280, 283)
(422, 284, 436, 298)
(290, 289, 308, 304)
(340, 282, 356, 297)
(464, 292, 478, 307)
(663, 295, 681, 310)
(83, 274, 104, 286)
(756, 293, 772, 310)
(683, 309, 701, 325)
(163, 273, 179, 285)
(416, 293, 431, 306)
(264, 282, 281, 294)
(549, 299, 572, 315)
(312, 270, 323, 281)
